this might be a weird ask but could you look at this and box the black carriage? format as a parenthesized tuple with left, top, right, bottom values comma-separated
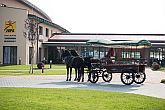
(87, 40, 151, 85)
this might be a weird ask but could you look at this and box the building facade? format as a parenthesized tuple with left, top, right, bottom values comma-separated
(0, 0, 165, 66)
(45, 33, 165, 66)
(0, 0, 69, 65)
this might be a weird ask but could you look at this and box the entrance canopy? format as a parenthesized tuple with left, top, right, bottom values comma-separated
(42, 42, 88, 47)
(49, 33, 164, 48)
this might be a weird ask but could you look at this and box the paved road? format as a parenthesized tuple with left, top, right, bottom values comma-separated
(0, 68, 165, 99)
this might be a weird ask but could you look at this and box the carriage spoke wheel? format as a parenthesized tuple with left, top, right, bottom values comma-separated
(102, 71, 112, 82)
(121, 70, 134, 85)
(89, 70, 99, 83)
(134, 72, 146, 84)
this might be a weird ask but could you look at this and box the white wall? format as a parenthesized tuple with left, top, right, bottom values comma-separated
(0, 6, 28, 64)
(0, 0, 65, 64)
(0, 0, 49, 20)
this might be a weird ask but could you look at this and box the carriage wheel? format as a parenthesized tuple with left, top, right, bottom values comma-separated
(121, 70, 134, 85)
(134, 72, 146, 84)
(89, 70, 99, 83)
(102, 71, 112, 82)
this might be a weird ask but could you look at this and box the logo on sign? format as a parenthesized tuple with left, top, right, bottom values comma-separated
(4, 20, 16, 33)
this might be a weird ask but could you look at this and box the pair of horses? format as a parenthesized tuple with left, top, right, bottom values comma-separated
(61, 49, 92, 82)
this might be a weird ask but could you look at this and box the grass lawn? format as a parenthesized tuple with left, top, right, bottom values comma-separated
(0, 64, 65, 70)
(0, 88, 165, 110)
(0, 64, 67, 75)
(160, 67, 165, 72)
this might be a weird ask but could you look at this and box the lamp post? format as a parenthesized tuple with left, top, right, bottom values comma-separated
(50, 60, 52, 68)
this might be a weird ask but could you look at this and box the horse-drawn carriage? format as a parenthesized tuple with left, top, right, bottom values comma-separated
(61, 40, 151, 85)
(87, 40, 151, 85)
(88, 61, 146, 85)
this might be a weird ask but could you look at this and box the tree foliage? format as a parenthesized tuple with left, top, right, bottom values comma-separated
(24, 18, 38, 74)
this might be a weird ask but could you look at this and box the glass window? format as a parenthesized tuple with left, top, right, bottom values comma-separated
(93, 47, 99, 59)
(100, 47, 106, 58)
(81, 47, 85, 57)
(80, 47, 94, 57)
(29, 47, 33, 64)
(163, 48, 165, 59)
(51, 30, 53, 36)
(46, 28, 49, 37)
(44, 48, 48, 60)
(39, 26, 43, 35)
(150, 48, 165, 60)
(87, 47, 94, 57)
(39, 48, 42, 62)
(122, 51, 140, 58)
(3, 46, 17, 64)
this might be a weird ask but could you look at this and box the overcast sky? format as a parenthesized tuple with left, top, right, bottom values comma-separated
(28, 0, 165, 34)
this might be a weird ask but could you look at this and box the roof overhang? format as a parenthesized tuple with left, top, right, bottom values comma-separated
(151, 43, 165, 47)
(17, 0, 52, 21)
(28, 14, 69, 33)
(49, 33, 165, 41)
(47, 33, 165, 47)
(42, 42, 89, 47)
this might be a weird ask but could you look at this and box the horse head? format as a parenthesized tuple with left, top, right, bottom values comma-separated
(61, 49, 71, 60)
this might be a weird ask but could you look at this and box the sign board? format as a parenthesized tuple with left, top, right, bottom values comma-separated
(4, 20, 16, 35)
(4, 20, 16, 42)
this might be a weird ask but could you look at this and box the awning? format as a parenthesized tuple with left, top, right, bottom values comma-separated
(109, 40, 151, 46)
(86, 39, 116, 47)
(86, 39, 152, 48)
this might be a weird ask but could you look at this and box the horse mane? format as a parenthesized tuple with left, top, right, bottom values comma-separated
(69, 50, 79, 57)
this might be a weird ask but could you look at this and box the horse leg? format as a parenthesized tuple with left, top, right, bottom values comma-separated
(66, 66, 69, 81)
(69, 67, 72, 81)
(81, 67, 84, 82)
(74, 68, 78, 81)
(77, 68, 81, 82)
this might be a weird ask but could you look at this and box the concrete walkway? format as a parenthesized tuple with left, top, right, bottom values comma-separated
(0, 68, 165, 99)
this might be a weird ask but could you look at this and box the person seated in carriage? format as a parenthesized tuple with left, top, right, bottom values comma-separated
(100, 48, 115, 65)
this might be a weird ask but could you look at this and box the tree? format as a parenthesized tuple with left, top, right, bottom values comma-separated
(24, 18, 38, 74)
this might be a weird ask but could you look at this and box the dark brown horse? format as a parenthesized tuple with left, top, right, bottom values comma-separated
(61, 49, 85, 82)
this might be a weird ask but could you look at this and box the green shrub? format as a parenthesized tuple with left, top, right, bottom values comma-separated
(160, 79, 165, 84)
(152, 62, 160, 70)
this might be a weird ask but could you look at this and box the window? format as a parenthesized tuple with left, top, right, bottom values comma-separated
(86, 47, 94, 57)
(93, 47, 99, 59)
(39, 26, 43, 35)
(51, 30, 53, 36)
(3, 46, 17, 64)
(122, 51, 140, 58)
(46, 28, 49, 37)
(39, 48, 42, 62)
(100, 47, 106, 58)
(29, 47, 33, 64)
(44, 48, 48, 60)
(150, 48, 165, 60)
